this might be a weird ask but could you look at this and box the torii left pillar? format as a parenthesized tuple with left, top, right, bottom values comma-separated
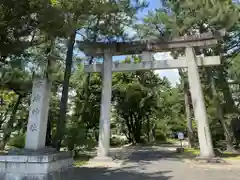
(86, 49, 122, 167)
(97, 49, 113, 159)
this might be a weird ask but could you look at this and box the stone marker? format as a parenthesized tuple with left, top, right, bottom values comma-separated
(0, 76, 73, 180)
(25, 77, 51, 150)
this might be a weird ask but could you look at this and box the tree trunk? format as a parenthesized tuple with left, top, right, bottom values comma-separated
(44, 37, 55, 147)
(225, 130, 234, 152)
(77, 58, 93, 123)
(179, 68, 193, 147)
(184, 88, 193, 148)
(218, 67, 238, 113)
(217, 104, 234, 152)
(125, 118, 133, 143)
(134, 126, 141, 143)
(129, 114, 136, 144)
(0, 103, 12, 130)
(0, 95, 22, 150)
(76, 15, 100, 122)
(210, 70, 235, 152)
(151, 123, 156, 141)
(147, 117, 150, 142)
(45, 118, 52, 146)
(134, 115, 141, 143)
(94, 129, 99, 142)
(54, 30, 76, 150)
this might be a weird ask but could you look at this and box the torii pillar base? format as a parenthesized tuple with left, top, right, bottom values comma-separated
(194, 156, 226, 164)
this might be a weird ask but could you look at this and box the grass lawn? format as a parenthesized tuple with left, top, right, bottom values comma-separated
(73, 154, 92, 167)
(221, 151, 240, 160)
(177, 148, 200, 159)
(166, 138, 179, 144)
(179, 148, 240, 160)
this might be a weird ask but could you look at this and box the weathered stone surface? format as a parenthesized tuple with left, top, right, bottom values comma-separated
(186, 47, 214, 158)
(25, 77, 51, 150)
(0, 152, 73, 180)
(79, 29, 225, 56)
(97, 51, 112, 158)
(84, 56, 221, 73)
(194, 156, 227, 164)
(0, 154, 72, 163)
(1, 170, 69, 180)
(8, 147, 57, 156)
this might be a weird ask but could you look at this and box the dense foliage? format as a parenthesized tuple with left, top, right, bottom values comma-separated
(0, 0, 239, 153)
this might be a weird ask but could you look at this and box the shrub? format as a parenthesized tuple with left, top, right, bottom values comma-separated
(8, 134, 25, 148)
(110, 136, 128, 147)
(63, 123, 97, 151)
(155, 130, 167, 142)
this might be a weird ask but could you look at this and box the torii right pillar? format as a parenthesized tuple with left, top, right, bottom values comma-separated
(186, 47, 215, 158)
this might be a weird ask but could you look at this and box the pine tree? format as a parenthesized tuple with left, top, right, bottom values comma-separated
(136, 0, 239, 153)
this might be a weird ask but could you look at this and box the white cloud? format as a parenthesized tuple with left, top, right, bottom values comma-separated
(124, 26, 137, 38)
(153, 52, 180, 86)
(153, 52, 172, 60)
(156, 69, 180, 85)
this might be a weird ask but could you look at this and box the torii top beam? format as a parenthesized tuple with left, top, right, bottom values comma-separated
(78, 29, 226, 56)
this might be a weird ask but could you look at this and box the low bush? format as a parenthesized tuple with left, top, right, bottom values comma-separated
(110, 136, 128, 147)
(8, 134, 25, 148)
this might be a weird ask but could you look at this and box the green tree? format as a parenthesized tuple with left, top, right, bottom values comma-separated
(54, 0, 147, 150)
(136, 0, 239, 152)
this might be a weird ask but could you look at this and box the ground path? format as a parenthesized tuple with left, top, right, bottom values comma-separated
(64, 145, 240, 180)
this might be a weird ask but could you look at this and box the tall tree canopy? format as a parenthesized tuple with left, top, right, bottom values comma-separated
(0, 0, 239, 153)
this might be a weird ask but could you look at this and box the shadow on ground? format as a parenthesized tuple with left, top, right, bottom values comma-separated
(64, 167, 172, 180)
(112, 146, 184, 163)
(115, 146, 240, 163)
(126, 151, 182, 163)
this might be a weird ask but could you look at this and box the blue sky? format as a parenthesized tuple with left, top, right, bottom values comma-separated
(138, 0, 162, 19)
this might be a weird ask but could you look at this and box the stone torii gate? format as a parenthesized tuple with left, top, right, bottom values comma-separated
(79, 30, 225, 161)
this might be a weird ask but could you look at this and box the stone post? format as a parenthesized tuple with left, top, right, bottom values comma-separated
(0, 76, 73, 180)
(141, 51, 154, 61)
(25, 76, 51, 150)
(185, 47, 215, 158)
(97, 50, 113, 158)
